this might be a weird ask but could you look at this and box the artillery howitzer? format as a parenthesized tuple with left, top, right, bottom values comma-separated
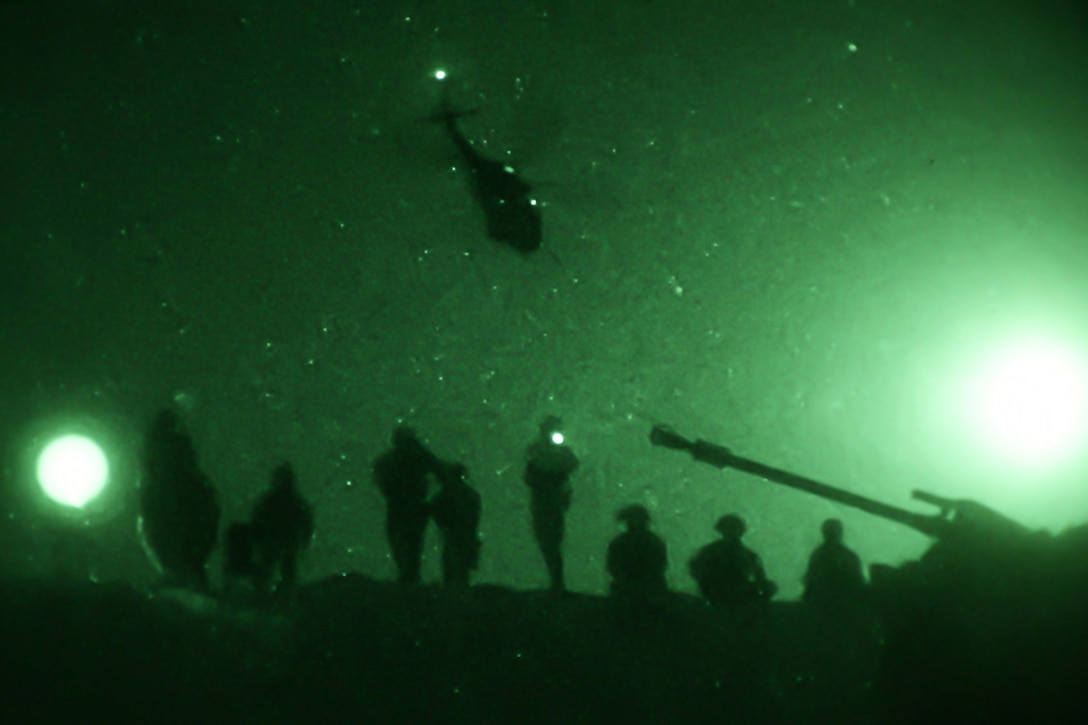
(650, 424, 1087, 720)
(649, 424, 1032, 545)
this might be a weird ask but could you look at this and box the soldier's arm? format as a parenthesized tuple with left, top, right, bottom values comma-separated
(753, 553, 771, 584)
(563, 448, 580, 475)
(688, 548, 707, 579)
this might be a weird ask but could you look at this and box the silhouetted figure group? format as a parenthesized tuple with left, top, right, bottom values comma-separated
(139, 406, 867, 608)
(220, 463, 315, 600)
(371, 426, 482, 588)
(600, 509, 868, 610)
(368, 418, 579, 592)
(139, 407, 314, 600)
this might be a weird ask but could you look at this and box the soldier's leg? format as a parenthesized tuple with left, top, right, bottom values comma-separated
(533, 507, 566, 591)
(544, 546, 564, 591)
(452, 561, 469, 587)
(390, 511, 428, 584)
(388, 514, 416, 583)
(440, 543, 461, 587)
(404, 512, 428, 584)
(448, 544, 471, 587)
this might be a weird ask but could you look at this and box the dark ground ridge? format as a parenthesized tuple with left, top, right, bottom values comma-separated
(2, 574, 884, 724)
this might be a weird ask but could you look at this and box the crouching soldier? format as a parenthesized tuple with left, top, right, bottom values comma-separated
(607, 504, 668, 602)
(690, 514, 776, 606)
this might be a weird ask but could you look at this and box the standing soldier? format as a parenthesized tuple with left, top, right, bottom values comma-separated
(372, 427, 442, 584)
(689, 514, 777, 606)
(138, 409, 220, 592)
(251, 462, 315, 594)
(524, 415, 580, 593)
(606, 504, 668, 600)
(429, 463, 482, 588)
(802, 518, 865, 606)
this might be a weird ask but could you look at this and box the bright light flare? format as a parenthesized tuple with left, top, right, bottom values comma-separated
(36, 434, 110, 509)
(970, 341, 1088, 464)
(550, 432, 565, 445)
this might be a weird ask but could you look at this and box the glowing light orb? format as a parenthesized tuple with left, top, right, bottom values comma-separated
(36, 434, 110, 509)
(972, 342, 1087, 464)
(433, 68, 447, 81)
(550, 432, 565, 445)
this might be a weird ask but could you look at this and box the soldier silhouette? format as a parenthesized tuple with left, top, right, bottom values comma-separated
(524, 415, 579, 592)
(250, 462, 314, 593)
(372, 427, 442, 584)
(689, 514, 777, 606)
(606, 504, 668, 600)
(802, 518, 865, 605)
(429, 462, 482, 588)
(138, 409, 220, 592)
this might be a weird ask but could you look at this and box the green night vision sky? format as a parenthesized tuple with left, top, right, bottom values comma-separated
(2, 0, 1088, 600)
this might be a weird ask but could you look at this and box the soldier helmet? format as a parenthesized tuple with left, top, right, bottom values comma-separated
(617, 504, 651, 528)
(821, 518, 844, 542)
(392, 426, 418, 448)
(272, 462, 295, 488)
(444, 463, 468, 483)
(714, 514, 747, 538)
(539, 415, 563, 435)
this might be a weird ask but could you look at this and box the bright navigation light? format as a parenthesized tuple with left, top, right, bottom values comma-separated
(36, 434, 110, 509)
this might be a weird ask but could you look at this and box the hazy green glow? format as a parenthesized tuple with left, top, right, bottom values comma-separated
(36, 435, 109, 509)
(970, 340, 1088, 465)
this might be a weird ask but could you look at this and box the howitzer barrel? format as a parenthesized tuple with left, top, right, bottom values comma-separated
(911, 489, 1031, 537)
(650, 425, 949, 538)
